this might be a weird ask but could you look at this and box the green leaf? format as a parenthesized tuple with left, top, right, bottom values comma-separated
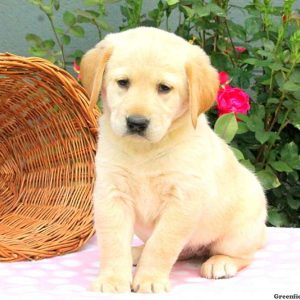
(255, 129, 270, 144)
(55, 27, 64, 35)
(280, 142, 300, 170)
(289, 68, 300, 83)
(291, 186, 300, 197)
(63, 11, 76, 26)
(243, 58, 259, 65)
(282, 80, 300, 92)
(26, 33, 42, 44)
(166, 0, 179, 5)
(76, 9, 99, 20)
(290, 109, 300, 130)
(255, 104, 266, 119)
(240, 159, 255, 172)
(281, 142, 298, 161)
(245, 17, 260, 35)
(194, 5, 210, 17)
(77, 15, 91, 23)
(226, 20, 246, 40)
(275, 72, 285, 88)
(291, 121, 300, 130)
(289, 170, 300, 181)
(256, 170, 281, 190)
(267, 98, 279, 104)
(264, 40, 275, 52)
(70, 49, 84, 59)
(291, 120, 300, 130)
(52, 0, 60, 10)
(231, 69, 250, 89)
(96, 19, 113, 31)
(70, 25, 85, 37)
(244, 58, 270, 67)
(237, 121, 249, 134)
(181, 5, 194, 18)
(230, 146, 244, 161)
(268, 209, 289, 227)
(41, 39, 55, 49)
(214, 113, 238, 143)
(257, 49, 273, 59)
(207, 3, 225, 16)
(282, 100, 294, 109)
(236, 114, 249, 122)
(270, 161, 293, 172)
(245, 58, 270, 67)
(29, 48, 48, 57)
(245, 116, 262, 132)
(211, 53, 232, 70)
(269, 62, 283, 71)
(244, 104, 265, 133)
(62, 34, 71, 45)
(287, 197, 300, 210)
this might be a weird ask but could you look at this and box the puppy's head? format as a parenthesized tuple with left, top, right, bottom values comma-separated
(81, 27, 219, 143)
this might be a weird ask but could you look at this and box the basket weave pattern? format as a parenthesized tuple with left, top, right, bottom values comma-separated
(0, 53, 98, 261)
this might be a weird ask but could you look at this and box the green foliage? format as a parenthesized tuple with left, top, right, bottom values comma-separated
(215, 0, 300, 228)
(120, 0, 144, 30)
(25, 0, 300, 227)
(26, 0, 114, 68)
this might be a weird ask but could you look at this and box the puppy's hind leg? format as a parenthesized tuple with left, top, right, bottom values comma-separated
(200, 224, 266, 279)
(132, 245, 144, 266)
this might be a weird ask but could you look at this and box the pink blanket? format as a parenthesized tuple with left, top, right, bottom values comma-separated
(1, 227, 299, 299)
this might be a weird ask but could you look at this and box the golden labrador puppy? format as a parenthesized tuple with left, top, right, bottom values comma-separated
(80, 27, 267, 293)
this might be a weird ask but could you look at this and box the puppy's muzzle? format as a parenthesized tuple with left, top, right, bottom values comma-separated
(126, 115, 150, 135)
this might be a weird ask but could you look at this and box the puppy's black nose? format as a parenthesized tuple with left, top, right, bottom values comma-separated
(126, 115, 149, 134)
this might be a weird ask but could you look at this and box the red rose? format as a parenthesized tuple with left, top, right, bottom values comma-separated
(218, 71, 230, 86)
(235, 46, 247, 53)
(217, 86, 250, 117)
(73, 61, 81, 80)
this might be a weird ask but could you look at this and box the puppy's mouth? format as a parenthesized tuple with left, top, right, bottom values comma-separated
(125, 115, 150, 139)
(126, 130, 148, 139)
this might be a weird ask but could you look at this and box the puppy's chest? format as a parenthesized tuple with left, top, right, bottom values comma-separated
(132, 174, 171, 226)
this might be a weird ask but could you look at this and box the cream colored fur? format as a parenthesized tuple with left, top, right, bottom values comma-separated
(80, 27, 267, 294)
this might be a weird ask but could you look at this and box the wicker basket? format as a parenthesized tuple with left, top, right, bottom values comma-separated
(0, 53, 99, 261)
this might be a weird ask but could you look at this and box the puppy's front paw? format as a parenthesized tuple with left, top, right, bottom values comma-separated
(132, 273, 170, 293)
(91, 274, 131, 293)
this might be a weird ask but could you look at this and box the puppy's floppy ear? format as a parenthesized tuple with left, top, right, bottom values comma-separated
(185, 45, 219, 128)
(80, 40, 113, 110)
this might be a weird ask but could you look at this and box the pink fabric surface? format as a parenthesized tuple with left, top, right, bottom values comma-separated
(0, 227, 299, 300)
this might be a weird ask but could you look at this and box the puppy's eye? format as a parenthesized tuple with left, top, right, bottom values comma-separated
(158, 83, 172, 93)
(117, 79, 130, 88)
